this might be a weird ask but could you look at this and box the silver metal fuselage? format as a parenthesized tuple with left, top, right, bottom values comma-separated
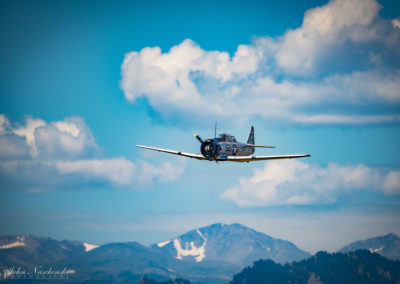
(201, 133, 255, 161)
(212, 140, 254, 157)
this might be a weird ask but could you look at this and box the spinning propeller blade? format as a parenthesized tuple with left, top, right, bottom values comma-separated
(194, 133, 203, 143)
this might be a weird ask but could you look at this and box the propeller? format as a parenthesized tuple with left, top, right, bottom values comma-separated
(194, 133, 203, 143)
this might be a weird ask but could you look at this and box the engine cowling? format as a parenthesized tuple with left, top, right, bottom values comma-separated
(200, 140, 218, 159)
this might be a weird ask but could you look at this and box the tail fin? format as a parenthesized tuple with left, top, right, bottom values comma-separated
(247, 126, 254, 144)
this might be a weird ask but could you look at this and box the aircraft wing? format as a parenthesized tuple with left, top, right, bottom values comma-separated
(136, 145, 206, 160)
(221, 154, 311, 162)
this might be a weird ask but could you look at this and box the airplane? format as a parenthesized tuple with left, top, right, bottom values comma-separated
(137, 126, 311, 163)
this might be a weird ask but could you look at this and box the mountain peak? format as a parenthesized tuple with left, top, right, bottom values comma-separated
(201, 222, 247, 229)
(198, 222, 229, 231)
(385, 232, 399, 238)
(340, 232, 400, 261)
(153, 223, 310, 266)
(197, 222, 261, 236)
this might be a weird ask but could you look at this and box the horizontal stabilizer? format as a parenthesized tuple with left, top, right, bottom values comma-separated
(246, 144, 275, 148)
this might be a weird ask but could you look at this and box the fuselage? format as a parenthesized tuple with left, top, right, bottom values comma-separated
(200, 133, 254, 160)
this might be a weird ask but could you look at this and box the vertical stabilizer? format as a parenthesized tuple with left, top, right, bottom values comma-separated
(247, 126, 255, 144)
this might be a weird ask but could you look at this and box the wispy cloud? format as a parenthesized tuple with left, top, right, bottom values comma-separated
(120, 0, 400, 125)
(292, 114, 400, 125)
(221, 160, 400, 207)
(0, 115, 185, 191)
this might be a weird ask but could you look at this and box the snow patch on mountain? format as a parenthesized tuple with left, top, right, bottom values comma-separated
(370, 246, 384, 253)
(174, 229, 207, 262)
(83, 242, 98, 252)
(262, 245, 271, 251)
(0, 241, 25, 249)
(157, 240, 171, 248)
(0, 236, 26, 249)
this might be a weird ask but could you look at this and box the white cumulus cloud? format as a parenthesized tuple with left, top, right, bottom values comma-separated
(12, 117, 46, 157)
(120, 0, 400, 125)
(382, 171, 400, 195)
(34, 117, 97, 160)
(0, 114, 185, 191)
(275, 0, 382, 74)
(221, 160, 400, 207)
(8, 116, 96, 159)
(138, 160, 186, 184)
(0, 114, 10, 134)
(55, 158, 137, 187)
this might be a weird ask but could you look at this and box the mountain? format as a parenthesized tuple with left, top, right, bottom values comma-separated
(66, 241, 179, 283)
(65, 223, 309, 283)
(230, 250, 400, 284)
(2, 228, 399, 283)
(152, 223, 310, 266)
(0, 234, 97, 271)
(0, 223, 310, 283)
(340, 233, 400, 261)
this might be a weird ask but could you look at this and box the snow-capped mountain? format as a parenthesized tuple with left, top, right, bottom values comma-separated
(340, 233, 400, 260)
(0, 224, 310, 283)
(2, 227, 399, 283)
(151, 223, 310, 266)
(67, 223, 309, 283)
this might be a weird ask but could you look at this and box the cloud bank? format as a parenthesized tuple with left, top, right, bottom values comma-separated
(121, 0, 400, 125)
(221, 160, 400, 207)
(0, 114, 184, 192)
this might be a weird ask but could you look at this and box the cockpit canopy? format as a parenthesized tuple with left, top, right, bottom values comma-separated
(218, 133, 237, 142)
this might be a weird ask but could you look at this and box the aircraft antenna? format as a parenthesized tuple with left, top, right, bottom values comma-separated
(214, 121, 217, 138)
